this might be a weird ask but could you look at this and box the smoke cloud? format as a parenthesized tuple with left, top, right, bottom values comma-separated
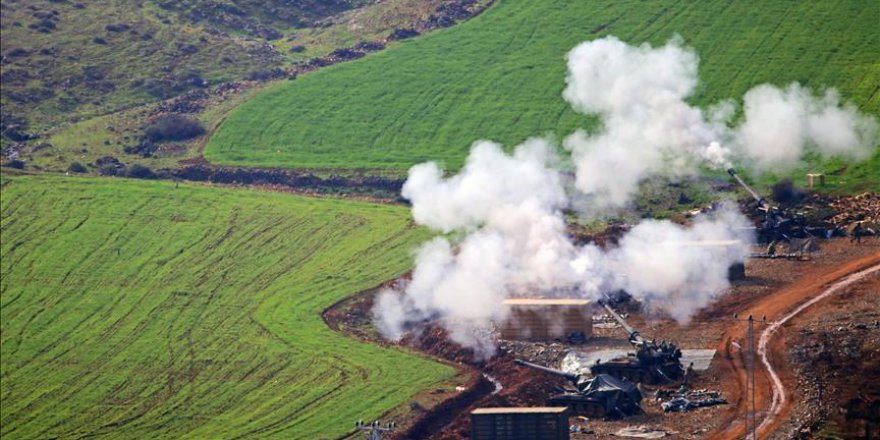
(562, 36, 729, 207)
(372, 35, 876, 357)
(736, 84, 878, 169)
(375, 140, 751, 358)
(562, 36, 877, 207)
(377, 140, 589, 356)
(606, 208, 752, 322)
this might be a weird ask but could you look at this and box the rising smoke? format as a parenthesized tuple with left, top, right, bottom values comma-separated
(735, 84, 877, 169)
(373, 36, 877, 358)
(375, 140, 752, 358)
(562, 36, 877, 208)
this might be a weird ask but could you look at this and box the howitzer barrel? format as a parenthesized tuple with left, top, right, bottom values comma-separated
(515, 359, 579, 382)
(600, 301, 644, 345)
(727, 168, 768, 210)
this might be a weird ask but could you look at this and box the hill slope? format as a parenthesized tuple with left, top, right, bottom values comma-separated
(0, 175, 452, 439)
(207, 0, 879, 174)
(0, 0, 473, 133)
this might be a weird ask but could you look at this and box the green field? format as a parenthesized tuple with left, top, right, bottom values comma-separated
(207, 0, 880, 174)
(0, 175, 452, 439)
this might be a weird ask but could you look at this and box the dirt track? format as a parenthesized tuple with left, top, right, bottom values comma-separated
(712, 250, 880, 440)
(324, 240, 879, 439)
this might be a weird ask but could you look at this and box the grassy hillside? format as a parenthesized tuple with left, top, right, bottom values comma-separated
(207, 0, 879, 178)
(0, 0, 449, 133)
(0, 0, 283, 131)
(0, 175, 452, 439)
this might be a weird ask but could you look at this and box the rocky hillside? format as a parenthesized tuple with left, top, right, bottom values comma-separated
(1, 0, 491, 157)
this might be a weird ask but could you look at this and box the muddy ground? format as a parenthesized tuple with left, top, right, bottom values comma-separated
(325, 237, 879, 439)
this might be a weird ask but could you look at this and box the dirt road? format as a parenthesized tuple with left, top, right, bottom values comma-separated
(712, 251, 880, 440)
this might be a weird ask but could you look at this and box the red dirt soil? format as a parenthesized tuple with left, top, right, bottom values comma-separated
(710, 249, 880, 440)
(324, 238, 879, 439)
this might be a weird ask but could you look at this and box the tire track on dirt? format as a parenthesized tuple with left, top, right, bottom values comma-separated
(756, 261, 880, 437)
(713, 251, 880, 440)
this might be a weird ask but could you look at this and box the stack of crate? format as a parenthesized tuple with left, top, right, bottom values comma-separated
(470, 407, 570, 440)
(500, 299, 591, 341)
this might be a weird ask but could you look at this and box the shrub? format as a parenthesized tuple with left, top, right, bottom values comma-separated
(127, 164, 157, 179)
(123, 141, 159, 157)
(243, 68, 285, 82)
(105, 23, 130, 33)
(143, 114, 205, 142)
(68, 162, 88, 173)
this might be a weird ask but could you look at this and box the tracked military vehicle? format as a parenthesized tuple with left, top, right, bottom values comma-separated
(589, 301, 684, 384)
(514, 359, 642, 419)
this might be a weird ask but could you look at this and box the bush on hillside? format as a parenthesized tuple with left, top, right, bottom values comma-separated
(68, 162, 88, 173)
(143, 114, 205, 142)
(127, 164, 157, 179)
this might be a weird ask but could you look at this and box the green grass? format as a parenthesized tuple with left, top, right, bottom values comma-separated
(29, 83, 267, 173)
(0, 0, 277, 131)
(207, 0, 880, 176)
(0, 174, 452, 439)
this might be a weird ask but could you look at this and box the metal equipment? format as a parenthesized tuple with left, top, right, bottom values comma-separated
(589, 301, 684, 384)
(514, 359, 642, 418)
(727, 168, 815, 247)
(355, 420, 396, 440)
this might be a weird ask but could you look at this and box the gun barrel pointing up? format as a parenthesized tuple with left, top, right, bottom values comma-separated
(599, 301, 644, 345)
(727, 168, 768, 210)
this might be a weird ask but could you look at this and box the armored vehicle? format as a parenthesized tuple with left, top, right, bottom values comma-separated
(515, 359, 642, 418)
(727, 168, 816, 246)
(589, 301, 684, 384)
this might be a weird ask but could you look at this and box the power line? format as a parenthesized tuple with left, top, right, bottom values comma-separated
(733, 313, 766, 440)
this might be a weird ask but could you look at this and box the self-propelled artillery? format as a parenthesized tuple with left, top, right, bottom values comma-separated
(514, 359, 642, 418)
(589, 301, 684, 384)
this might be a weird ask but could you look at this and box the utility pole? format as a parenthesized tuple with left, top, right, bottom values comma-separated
(355, 420, 396, 440)
(734, 313, 765, 440)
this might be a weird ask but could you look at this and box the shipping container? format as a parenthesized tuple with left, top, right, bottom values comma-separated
(470, 407, 570, 440)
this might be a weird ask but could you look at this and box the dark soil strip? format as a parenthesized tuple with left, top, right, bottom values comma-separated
(397, 373, 492, 440)
(321, 282, 497, 439)
(168, 164, 406, 201)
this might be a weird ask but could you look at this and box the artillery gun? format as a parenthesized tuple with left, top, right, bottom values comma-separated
(589, 301, 684, 385)
(727, 168, 814, 245)
(514, 359, 642, 418)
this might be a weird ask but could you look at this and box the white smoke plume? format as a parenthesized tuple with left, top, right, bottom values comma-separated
(736, 84, 878, 170)
(374, 139, 752, 358)
(372, 35, 875, 357)
(376, 139, 589, 357)
(562, 36, 877, 208)
(562, 36, 727, 207)
(605, 207, 753, 322)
